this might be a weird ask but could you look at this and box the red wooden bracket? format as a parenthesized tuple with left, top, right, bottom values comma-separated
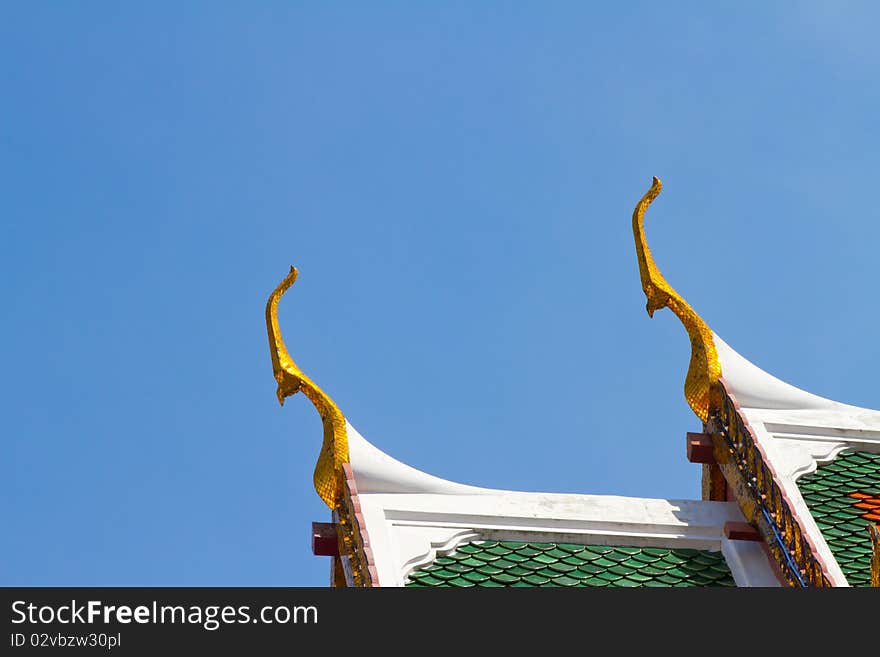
(724, 521, 761, 542)
(312, 522, 339, 556)
(686, 432, 716, 464)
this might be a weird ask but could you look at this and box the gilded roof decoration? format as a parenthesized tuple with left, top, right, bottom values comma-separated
(265, 266, 349, 509)
(632, 177, 721, 421)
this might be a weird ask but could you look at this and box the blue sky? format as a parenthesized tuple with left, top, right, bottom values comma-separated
(4, 3, 880, 586)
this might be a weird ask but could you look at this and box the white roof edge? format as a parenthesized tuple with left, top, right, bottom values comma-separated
(346, 421, 496, 495)
(713, 333, 878, 413)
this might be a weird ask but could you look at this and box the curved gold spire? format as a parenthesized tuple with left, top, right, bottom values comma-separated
(632, 177, 721, 422)
(266, 266, 349, 509)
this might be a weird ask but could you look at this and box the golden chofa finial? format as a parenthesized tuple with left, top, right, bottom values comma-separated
(632, 177, 722, 422)
(266, 266, 349, 509)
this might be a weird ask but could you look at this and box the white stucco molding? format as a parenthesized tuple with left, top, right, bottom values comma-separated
(354, 491, 779, 587)
(393, 527, 481, 578)
(721, 536, 780, 587)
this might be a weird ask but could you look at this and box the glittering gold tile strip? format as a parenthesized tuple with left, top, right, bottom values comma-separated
(334, 481, 373, 588)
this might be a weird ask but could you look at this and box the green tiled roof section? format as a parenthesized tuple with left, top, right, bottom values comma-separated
(405, 542, 736, 587)
(797, 450, 880, 587)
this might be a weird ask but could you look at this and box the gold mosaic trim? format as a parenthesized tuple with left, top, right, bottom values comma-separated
(632, 177, 721, 422)
(870, 525, 880, 588)
(710, 381, 833, 587)
(265, 266, 349, 509)
(334, 464, 378, 587)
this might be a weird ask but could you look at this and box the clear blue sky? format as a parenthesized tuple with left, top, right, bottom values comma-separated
(4, 3, 880, 586)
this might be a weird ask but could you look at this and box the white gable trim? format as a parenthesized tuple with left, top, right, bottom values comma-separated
(355, 491, 778, 587)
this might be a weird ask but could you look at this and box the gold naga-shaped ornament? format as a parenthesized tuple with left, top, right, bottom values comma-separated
(632, 177, 722, 422)
(265, 266, 350, 509)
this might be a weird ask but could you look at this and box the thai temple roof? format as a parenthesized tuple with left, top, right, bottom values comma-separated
(267, 177, 880, 588)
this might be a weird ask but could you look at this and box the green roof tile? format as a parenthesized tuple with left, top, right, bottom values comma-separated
(502, 552, 529, 563)
(550, 575, 581, 587)
(517, 560, 545, 572)
(629, 551, 662, 565)
(584, 577, 610, 587)
(561, 555, 588, 566)
(430, 569, 458, 581)
(641, 547, 671, 557)
(505, 565, 532, 577)
(489, 572, 519, 585)
(607, 564, 636, 577)
(471, 553, 502, 563)
(547, 561, 578, 574)
(544, 548, 572, 560)
(444, 563, 471, 573)
(484, 545, 513, 557)
(474, 564, 504, 576)
(620, 557, 648, 570)
(570, 565, 603, 578)
(797, 450, 880, 588)
(636, 566, 667, 577)
(457, 557, 485, 568)
(406, 541, 735, 588)
(447, 577, 476, 588)
(532, 553, 558, 565)
(690, 552, 723, 567)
